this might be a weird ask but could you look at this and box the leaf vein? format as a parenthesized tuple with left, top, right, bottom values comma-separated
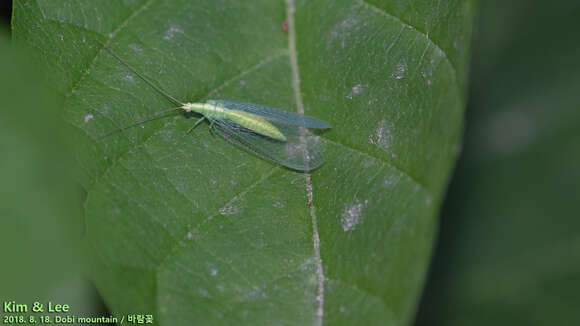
(205, 51, 288, 99)
(321, 137, 430, 194)
(156, 166, 280, 269)
(354, 0, 457, 78)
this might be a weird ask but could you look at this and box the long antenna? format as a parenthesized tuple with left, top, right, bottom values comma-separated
(97, 40, 185, 106)
(98, 106, 183, 139)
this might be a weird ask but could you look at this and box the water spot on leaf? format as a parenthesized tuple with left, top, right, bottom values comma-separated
(368, 119, 394, 150)
(341, 198, 367, 231)
(327, 17, 359, 50)
(392, 59, 407, 79)
(346, 84, 368, 99)
(163, 25, 183, 40)
(84, 114, 94, 123)
(128, 43, 143, 54)
(123, 74, 134, 83)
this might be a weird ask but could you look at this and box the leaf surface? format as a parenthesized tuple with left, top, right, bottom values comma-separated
(13, 0, 475, 324)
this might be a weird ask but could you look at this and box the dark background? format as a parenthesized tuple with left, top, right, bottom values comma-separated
(415, 1, 580, 325)
(2, 1, 579, 325)
(0, 1, 11, 30)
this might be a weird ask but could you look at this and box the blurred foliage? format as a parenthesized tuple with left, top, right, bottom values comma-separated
(11, 0, 475, 325)
(416, 1, 580, 325)
(0, 30, 100, 312)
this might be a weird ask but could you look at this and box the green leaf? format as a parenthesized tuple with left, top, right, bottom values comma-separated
(13, 0, 475, 324)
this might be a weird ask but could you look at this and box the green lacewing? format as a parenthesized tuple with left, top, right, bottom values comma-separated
(97, 41, 331, 171)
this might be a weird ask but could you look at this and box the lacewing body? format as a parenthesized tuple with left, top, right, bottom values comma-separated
(98, 41, 331, 171)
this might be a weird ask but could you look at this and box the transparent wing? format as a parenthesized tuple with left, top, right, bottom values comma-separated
(211, 117, 326, 171)
(208, 100, 331, 129)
